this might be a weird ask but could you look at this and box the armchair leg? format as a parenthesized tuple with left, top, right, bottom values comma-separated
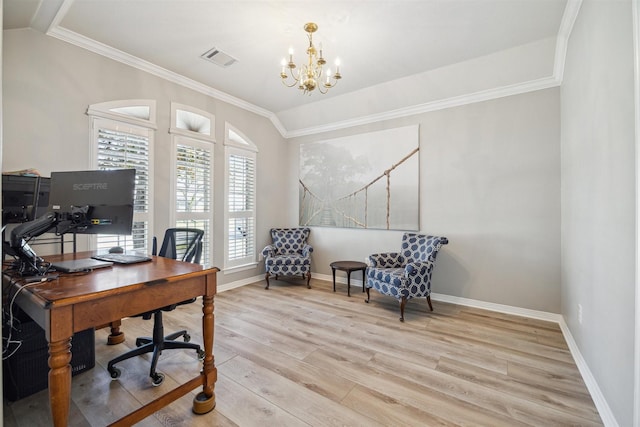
(264, 272, 270, 290)
(306, 272, 311, 289)
(399, 296, 407, 322)
(427, 295, 433, 311)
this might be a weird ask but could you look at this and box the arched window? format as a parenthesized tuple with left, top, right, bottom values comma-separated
(224, 122, 258, 270)
(169, 103, 215, 266)
(87, 100, 156, 252)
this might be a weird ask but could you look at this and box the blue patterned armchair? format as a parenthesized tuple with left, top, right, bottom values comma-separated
(262, 227, 313, 290)
(366, 233, 448, 321)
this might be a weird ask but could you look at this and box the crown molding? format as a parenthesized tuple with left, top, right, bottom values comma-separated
(44, 0, 581, 140)
(553, 0, 583, 82)
(45, 25, 281, 127)
(282, 0, 581, 139)
(282, 75, 561, 138)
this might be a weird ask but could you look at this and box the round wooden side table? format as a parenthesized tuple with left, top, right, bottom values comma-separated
(330, 260, 367, 297)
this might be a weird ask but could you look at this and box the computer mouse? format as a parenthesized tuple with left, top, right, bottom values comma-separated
(108, 246, 124, 254)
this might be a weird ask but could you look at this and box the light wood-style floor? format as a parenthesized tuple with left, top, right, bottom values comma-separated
(3, 278, 602, 426)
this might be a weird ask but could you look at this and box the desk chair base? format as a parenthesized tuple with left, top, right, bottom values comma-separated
(107, 311, 205, 386)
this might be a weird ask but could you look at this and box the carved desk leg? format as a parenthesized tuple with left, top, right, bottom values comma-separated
(193, 294, 216, 414)
(107, 319, 125, 345)
(48, 338, 72, 427)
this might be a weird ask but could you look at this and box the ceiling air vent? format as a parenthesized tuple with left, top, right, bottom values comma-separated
(200, 47, 238, 68)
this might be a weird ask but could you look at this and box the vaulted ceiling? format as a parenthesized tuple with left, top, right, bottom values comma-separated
(3, 0, 574, 136)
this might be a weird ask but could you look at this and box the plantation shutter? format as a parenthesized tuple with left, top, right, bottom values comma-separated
(226, 149, 256, 266)
(174, 137, 213, 266)
(95, 125, 151, 252)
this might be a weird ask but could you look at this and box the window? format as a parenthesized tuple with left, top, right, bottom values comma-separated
(173, 137, 213, 265)
(224, 123, 257, 270)
(88, 100, 156, 253)
(170, 103, 214, 266)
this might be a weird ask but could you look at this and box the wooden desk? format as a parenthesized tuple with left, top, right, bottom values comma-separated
(3, 251, 219, 426)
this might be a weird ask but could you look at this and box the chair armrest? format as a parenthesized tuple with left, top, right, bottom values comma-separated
(262, 244, 276, 257)
(302, 244, 313, 256)
(405, 261, 434, 277)
(368, 252, 404, 268)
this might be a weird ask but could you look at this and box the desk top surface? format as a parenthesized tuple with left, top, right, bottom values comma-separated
(3, 251, 217, 306)
(330, 260, 368, 270)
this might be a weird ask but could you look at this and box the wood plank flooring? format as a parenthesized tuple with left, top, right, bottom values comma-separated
(3, 278, 602, 426)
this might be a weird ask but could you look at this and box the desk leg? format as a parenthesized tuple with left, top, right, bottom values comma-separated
(107, 320, 125, 345)
(48, 338, 72, 427)
(193, 294, 216, 414)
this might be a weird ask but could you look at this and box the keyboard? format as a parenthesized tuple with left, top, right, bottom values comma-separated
(91, 253, 152, 265)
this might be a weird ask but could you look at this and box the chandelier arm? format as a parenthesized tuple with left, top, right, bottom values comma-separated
(281, 79, 299, 88)
(286, 67, 300, 82)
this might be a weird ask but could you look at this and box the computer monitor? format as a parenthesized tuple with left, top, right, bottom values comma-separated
(1, 175, 51, 223)
(48, 169, 136, 235)
(8, 169, 136, 276)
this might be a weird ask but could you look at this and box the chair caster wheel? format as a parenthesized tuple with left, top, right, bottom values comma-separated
(109, 367, 121, 380)
(197, 349, 205, 361)
(151, 372, 165, 387)
(184, 333, 191, 343)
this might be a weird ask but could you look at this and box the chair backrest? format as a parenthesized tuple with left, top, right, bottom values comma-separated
(270, 227, 310, 255)
(154, 228, 204, 263)
(401, 233, 449, 263)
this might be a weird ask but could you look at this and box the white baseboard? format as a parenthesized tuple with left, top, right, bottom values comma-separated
(557, 318, 619, 427)
(430, 292, 562, 322)
(218, 275, 617, 425)
(217, 274, 264, 293)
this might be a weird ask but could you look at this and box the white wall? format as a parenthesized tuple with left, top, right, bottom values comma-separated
(289, 87, 561, 313)
(561, 1, 636, 426)
(1, 28, 288, 285)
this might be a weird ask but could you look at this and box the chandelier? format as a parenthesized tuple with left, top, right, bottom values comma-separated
(280, 22, 342, 95)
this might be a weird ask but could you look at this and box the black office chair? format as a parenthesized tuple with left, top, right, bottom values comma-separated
(107, 228, 205, 386)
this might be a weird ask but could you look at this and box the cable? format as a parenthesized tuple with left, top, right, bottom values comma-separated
(2, 279, 47, 360)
